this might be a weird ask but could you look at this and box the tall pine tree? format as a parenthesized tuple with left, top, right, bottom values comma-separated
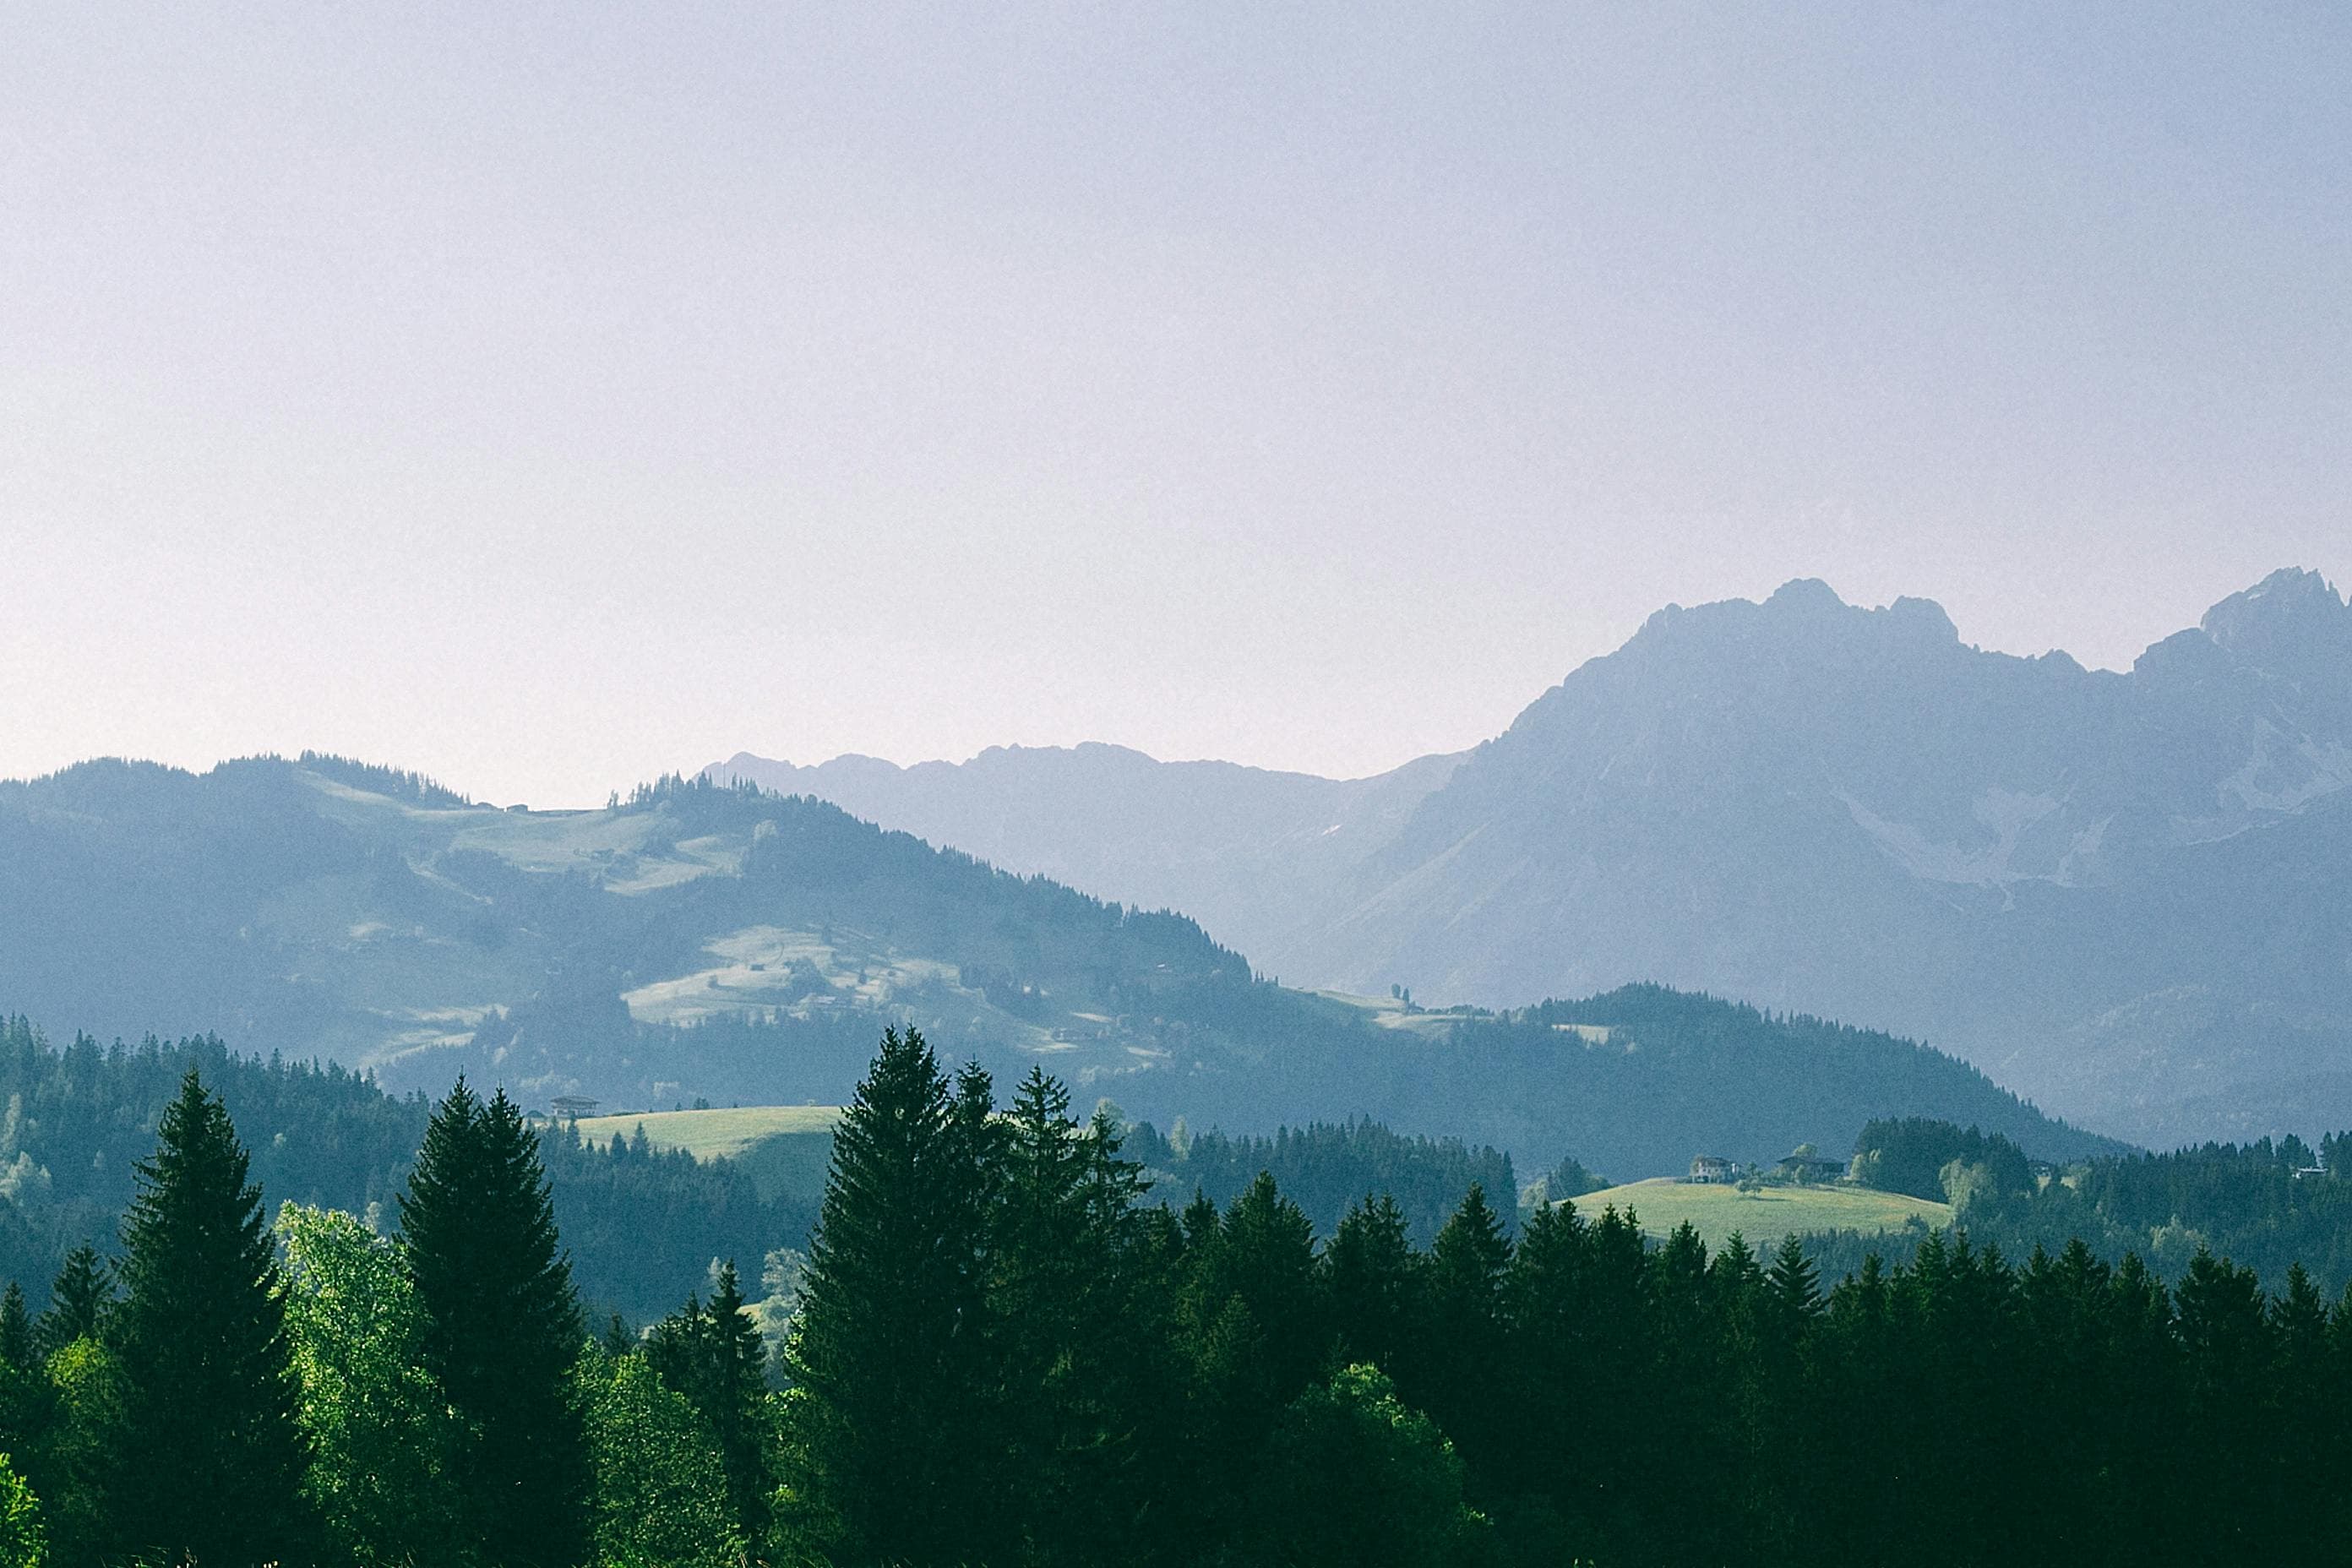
(111, 1068, 315, 1565)
(1324, 1193, 1424, 1378)
(36, 1244, 112, 1356)
(0, 1286, 30, 1369)
(1417, 1183, 1511, 1481)
(649, 1266, 773, 1544)
(400, 1079, 592, 1568)
(985, 1070, 1154, 1564)
(777, 1026, 998, 1568)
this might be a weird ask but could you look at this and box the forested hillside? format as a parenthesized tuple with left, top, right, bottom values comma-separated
(0, 1018, 808, 1322)
(0, 756, 2121, 1170)
(705, 742, 1465, 973)
(1123, 1119, 1517, 1244)
(1383, 987, 2120, 1176)
(0, 758, 1273, 1115)
(1912, 1129, 2352, 1295)
(0, 1013, 1529, 1324)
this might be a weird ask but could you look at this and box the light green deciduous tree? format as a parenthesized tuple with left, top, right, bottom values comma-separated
(576, 1349, 741, 1568)
(278, 1202, 465, 1565)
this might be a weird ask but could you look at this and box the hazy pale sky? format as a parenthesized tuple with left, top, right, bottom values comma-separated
(4, 4, 2347, 805)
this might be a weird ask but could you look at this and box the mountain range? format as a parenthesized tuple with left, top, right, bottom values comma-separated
(711, 567, 2352, 1148)
(0, 756, 2105, 1174)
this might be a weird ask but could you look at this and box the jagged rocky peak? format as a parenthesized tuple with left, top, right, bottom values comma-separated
(2201, 567, 2349, 664)
(1631, 579, 1961, 659)
(1762, 575, 1849, 615)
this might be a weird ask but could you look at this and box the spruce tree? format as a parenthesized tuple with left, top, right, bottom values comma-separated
(648, 1269, 771, 1543)
(1765, 1234, 1824, 1329)
(1419, 1183, 1511, 1477)
(111, 1068, 315, 1565)
(1324, 1194, 1423, 1377)
(1197, 1173, 1323, 1406)
(645, 1293, 705, 1398)
(986, 1070, 1154, 1563)
(1495, 1200, 1591, 1503)
(777, 1026, 998, 1568)
(0, 1280, 53, 1544)
(400, 1078, 592, 1568)
(0, 1286, 30, 1369)
(36, 1244, 112, 1356)
(700, 1261, 773, 1543)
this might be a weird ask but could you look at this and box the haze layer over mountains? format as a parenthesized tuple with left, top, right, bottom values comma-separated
(713, 568, 2352, 1148)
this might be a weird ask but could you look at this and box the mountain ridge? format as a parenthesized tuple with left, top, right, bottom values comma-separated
(710, 568, 2352, 1146)
(0, 754, 2114, 1173)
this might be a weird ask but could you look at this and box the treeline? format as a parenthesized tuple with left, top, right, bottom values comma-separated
(0, 1069, 782, 1566)
(1407, 985, 2121, 1179)
(1827, 1117, 2352, 1297)
(1957, 1132, 2352, 1294)
(0, 1021, 423, 1296)
(2, 1028, 2349, 1564)
(1123, 1118, 1517, 1244)
(777, 1030, 2352, 1567)
(0, 1019, 811, 1320)
(1850, 1115, 2035, 1201)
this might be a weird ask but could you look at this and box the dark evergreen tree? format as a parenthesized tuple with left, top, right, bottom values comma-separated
(37, 1243, 112, 1355)
(2272, 1261, 2335, 1558)
(0, 1278, 52, 1539)
(0, 1285, 30, 1369)
(110, 1069, 314, 1565)
(1494, 1200, 1590, 1513)
(777, 1027, 998, 1568)
(984, 1070, 1156, 1564)
(400, 1077, 592, 1568)
(645, 1267, 772, 1542)
(1417, 1184, 1511, 1480)
(2174, 1248, 2275, 1554)
(1323, 1193, 1424, 1377)
(644, 1293, 705, 1398)
(703, 1263, 773, 1544)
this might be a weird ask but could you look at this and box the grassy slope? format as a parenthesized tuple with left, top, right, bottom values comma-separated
(1565, 1176, 1952, 1250)
(573, 1105, 842, 1160)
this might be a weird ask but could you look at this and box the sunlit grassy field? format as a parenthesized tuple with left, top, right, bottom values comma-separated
(571, 1104, 842, 1161)
(1560, 1177, 1951, 1250)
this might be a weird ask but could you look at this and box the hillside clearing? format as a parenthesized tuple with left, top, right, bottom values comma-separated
(571, 1104, 841, 1161)
(1563, 1177, 1951, 1250)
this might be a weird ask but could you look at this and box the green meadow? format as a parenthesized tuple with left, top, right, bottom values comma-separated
(572, 1104, 842, 1160)
(1563, 1177, 1951, 1250)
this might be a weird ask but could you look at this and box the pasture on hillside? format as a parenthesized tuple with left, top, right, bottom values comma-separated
(1564, 1176, 1951, 1250)
(571, 1104, 841, 1160)
(569, 1104, 843, 1210)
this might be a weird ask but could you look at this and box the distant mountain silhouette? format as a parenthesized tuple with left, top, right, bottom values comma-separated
(704, 743, 1463, 973)
(715, 569, 2352, 1146)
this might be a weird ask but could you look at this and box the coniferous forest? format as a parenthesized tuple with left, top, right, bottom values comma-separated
(0, 1024, 2348, 1565)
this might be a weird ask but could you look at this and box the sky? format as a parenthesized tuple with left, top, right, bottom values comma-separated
(4, 3, 2348, 806)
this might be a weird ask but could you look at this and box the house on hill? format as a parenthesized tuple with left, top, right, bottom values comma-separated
(1776, 1150, 1846, 1184)
(1689, 1154, 1735, 1184)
